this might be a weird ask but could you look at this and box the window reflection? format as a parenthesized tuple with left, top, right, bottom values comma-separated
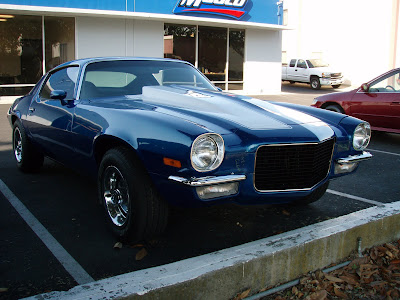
(0, 15, 75, 96)
(44, 17, 75, 72)
(0, 15, 42, 89)
(198, 26, 227, 82)
(164, 24, 196, 65)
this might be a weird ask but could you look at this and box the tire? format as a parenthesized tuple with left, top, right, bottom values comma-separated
(332, 84, 341, 89)
(310, 77, 321, 90)
(12, 120, 44, 172)
(98, 147, 168, 242)
(289, 81, 295, 84)
(293, 181, 329, 205)
(325, 104, 344, 114)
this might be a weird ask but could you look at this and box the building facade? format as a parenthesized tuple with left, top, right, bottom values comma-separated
(0, 0, 286, 102)
(282, 0, 400, 87)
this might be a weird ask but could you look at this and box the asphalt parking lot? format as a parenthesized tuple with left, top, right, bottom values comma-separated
(0, 83, 399, 299)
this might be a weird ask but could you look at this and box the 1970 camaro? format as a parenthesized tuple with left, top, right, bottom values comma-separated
(8, 57, 372, 242)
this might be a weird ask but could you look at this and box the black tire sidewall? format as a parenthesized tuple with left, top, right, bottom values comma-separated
(12, 120, 43, 172)
(310, 77, 321, 90)
(98, 148, 148, 241)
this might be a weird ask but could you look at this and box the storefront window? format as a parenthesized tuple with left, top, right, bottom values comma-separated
(228, 29, 245, 90)
(198, 26, 227, 82)
(0, 15, 42, 96)
(44, 17, 75, 72)
(0, 15, 75, 97)
(164, 24, 196, 65)
(164, 24, 245, 91)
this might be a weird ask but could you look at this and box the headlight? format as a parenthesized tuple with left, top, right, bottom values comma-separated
(353, 122, 371, 150)
(322, 72, 331, 78)
(191, 133, 224, 172)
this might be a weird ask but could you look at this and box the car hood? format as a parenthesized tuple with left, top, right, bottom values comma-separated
(137, 86, 334, 142)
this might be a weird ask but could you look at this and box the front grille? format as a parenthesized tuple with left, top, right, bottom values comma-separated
(254, 139, 335, 191)
(331, 73, 342, 79)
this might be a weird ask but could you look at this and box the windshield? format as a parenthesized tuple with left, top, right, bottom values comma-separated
(307, 59, 329, 68)
(80, 60, 216, 99)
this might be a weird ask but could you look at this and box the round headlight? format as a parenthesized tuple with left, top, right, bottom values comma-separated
(353, 122, 371, 150)
(191, 133, 224, 172)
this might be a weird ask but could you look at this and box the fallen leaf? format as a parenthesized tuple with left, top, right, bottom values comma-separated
(282, 209, 290, 216)
(135, 248, 148, 261)
(234, 288, 250, 300)
(236, 222, 243, 227)
(334, 287, 348, 299)
(113, 242, 123, 249)
(324, 274, 343, 283)
(339, 275, 359, 286)
(309, 289, 327, 300)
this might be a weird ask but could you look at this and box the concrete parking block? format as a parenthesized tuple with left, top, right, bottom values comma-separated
(28, 201, 400, 300)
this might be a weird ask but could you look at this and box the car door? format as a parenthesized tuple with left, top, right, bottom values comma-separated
(25, 66, 79, 163)
(349, 69, 400, 131)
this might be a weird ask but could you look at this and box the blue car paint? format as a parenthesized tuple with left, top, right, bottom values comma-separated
(8, 57, 370, 208)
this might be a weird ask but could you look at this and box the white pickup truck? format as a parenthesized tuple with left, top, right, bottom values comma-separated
(282, 59, 344, 90)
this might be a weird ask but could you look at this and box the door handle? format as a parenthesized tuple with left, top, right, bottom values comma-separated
(29, 107, 35, 113)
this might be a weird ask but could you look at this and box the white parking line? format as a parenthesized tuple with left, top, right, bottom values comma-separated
(0, 179, 94, 285)
(327, 189, 384, 207)
(368, 148, 400, 156)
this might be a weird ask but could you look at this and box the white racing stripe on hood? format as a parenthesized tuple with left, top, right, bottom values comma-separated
(245, 98, 335, 141)
(142, 86, 291, 130)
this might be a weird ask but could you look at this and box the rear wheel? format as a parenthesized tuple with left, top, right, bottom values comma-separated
(98, 147, 168, 242)
(325, 104, 344, 114)
(310, 77, 321, 90)
(12, 120, 44, 172)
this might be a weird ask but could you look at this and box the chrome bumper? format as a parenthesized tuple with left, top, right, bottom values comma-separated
(168, 174, 246, 186)
(336, 151, 373, 164)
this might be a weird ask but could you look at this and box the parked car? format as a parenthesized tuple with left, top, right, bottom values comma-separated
(312, 68, 400, 134)
(282, 58, 344, 90)
(8, 57, 372, 242)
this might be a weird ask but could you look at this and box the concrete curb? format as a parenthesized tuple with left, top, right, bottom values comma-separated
(29, 201, 400, 300)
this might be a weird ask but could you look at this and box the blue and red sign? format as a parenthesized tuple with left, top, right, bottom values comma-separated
(173, 0, 249, 20)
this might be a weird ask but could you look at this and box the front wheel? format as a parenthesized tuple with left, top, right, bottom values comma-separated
(12, 120, 44, 172)
(310, 77, 321, 90)
(332, 84, 341, 89)
(98, 147, 168, 242)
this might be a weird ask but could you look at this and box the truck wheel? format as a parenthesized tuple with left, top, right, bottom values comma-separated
(310, 77, 321, 90)
(98, 147, 169, 242)
(325, 104, 344, 114)
(332, 84, 341, 88)
(293, 181, 329, 205)
(12, 119, 44, 172)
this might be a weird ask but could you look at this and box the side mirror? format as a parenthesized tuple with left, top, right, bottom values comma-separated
(360, 83, 369, 93)
(50, 90, 67, 100)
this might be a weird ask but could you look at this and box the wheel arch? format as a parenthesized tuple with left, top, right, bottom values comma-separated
(93, 135, 141, 168)
(321, 102, 345, 113)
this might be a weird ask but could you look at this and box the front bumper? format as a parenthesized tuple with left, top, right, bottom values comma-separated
(334, 151, 372, 174)
(320, 77, 344, 86)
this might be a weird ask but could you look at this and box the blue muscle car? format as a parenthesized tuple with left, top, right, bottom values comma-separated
(8, 57, 372, 242)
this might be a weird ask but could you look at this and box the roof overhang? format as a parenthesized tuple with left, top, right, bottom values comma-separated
(0, 4, 290, 30)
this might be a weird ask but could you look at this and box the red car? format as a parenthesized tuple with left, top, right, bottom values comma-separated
(312, 68, 400, 134)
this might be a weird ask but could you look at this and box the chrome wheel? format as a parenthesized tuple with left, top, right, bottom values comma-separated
(103, 166, 130, 227)
(13, 127, 23, 163)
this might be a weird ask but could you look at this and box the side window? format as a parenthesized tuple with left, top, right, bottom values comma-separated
(39, 66, 79, 100)
(297, 59, 307, 69)
(369, 71, 400, 93)
(289, 59, 296, 67)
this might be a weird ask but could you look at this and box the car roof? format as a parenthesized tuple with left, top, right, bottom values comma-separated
(51, 57, 189, 72)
